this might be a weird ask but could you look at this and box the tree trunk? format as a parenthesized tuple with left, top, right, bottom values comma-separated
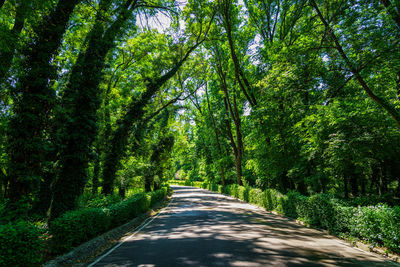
(278, 172, 290, 193)
(397, 175, 400, 198)
(233, 94, 244, 186)
(221, 1, 257, 107)
(343, 175, 349, 198)
(30, 172, 54, 217)
(360, 175, 366, 196)
(118, 186, 125, 198)
(144, 172, 153, 192)
(92, 155, 100, 195)
(350, 172, 358, 197)
(235, 154, 243, 185)
(215, 45, 244, 186)
(224, 115, 241, 184)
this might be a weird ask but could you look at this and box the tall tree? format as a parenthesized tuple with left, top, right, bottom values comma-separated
(101, 3, 215, 194)
(6, 0, 81, 217)
(101, 43, 199, 194)
(218, 0, 257, 107)
(213, 44, 244, 185)
(310, 0, 400, 128)
(205, 83, 226, 187)
(50, 0, 138, 220)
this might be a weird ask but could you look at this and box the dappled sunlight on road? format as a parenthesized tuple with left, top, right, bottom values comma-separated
(92, 186, 397, 267)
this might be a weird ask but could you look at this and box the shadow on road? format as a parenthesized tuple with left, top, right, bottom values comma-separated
(92, 186, 397, 267)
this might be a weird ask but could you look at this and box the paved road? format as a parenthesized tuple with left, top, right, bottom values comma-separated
(88, 186, 398, 266)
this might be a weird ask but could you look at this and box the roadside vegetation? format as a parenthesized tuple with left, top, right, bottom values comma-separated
(0, 186, 169, 266)
(0, 0, 399, 266)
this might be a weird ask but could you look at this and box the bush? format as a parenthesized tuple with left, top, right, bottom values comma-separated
(50, 207, 112, 253)
(150, 187, 168, 206)
(277, 191, 301, 218)
(108, 193, 148, 226)
(50, 187, 167, 254)
(209, 183, 219, 192)
(0, 221, 44, 267)
(225, 184, 240, 198)
(262, 189, 281, 211)
(249, 188, 263, 206)
(296, 194, 336, 230)
(84, 194, 123, 208)
(349, 204, 400, 252)
(238, 186, 250, 202)
(332, 204, 354, 234)
(379, 205, 400, 252)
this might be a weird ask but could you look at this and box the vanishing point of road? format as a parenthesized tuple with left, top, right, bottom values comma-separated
(87, 185, 399, 266)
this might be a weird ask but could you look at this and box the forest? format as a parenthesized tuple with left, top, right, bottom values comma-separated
(0, 0, 400, 265)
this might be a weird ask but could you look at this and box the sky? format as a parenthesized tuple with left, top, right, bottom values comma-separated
(139, 0, 246, 33)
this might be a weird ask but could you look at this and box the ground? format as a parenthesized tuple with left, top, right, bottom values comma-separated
(87, 186, 399, 266)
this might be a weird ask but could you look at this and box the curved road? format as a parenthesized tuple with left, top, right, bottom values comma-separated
(88, 185, 398, 266)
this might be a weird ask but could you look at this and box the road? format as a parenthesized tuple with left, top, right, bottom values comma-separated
(88, 185, 398, 266)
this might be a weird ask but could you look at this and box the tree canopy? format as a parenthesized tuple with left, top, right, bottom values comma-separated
(0, 0, 399, 222)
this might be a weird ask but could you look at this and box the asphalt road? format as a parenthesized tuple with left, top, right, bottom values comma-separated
(87, 185, 398, 267)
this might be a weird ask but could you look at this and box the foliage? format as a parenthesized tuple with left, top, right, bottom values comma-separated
(50, 207, 112, 254)
(1, 0, 400, 260)
(150, 187, 169, 206)
(78, 193, 123, 209)
(50, 187, 168, 254)
(0, 221, 44, 266)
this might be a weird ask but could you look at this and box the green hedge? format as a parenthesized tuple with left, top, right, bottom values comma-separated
(0, 186, 170, 266)
(169, 180, 400, 253)
(0, 221, 44, 267)
(150, 187, 168, 206)
(50, 187, 168, 254)
(168, 180, 204, 188)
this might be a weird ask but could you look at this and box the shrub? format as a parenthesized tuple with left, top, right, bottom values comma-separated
(249, 188, 263, 206)
(0, 221, 44, 267)
(210, 183, 219, 192)
(50, 187, 167, 254)
(311, 194, 336, 229)
(150, 187, 168, 206)
(379, 205, 400, 252)
(262, 189, 281, 211)
(238, 186, 250, 202)
(332, 204, 354, 234)
(277, 191, 301, 218)
(84, 194, 123, 208)
(185, 180, 194, 186)
(218, 185, 224, 193)
(50, 207, 112, 253)
(108, 193, 146, 226)
(225, 184, 240, 198)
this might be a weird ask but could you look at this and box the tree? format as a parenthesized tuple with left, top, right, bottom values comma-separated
(6, 0, 82, 217)
(101, 4, 215, 194)
(50, 0, 140, 220)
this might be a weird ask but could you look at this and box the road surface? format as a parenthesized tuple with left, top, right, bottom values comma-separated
(88, 185, 398, 266)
